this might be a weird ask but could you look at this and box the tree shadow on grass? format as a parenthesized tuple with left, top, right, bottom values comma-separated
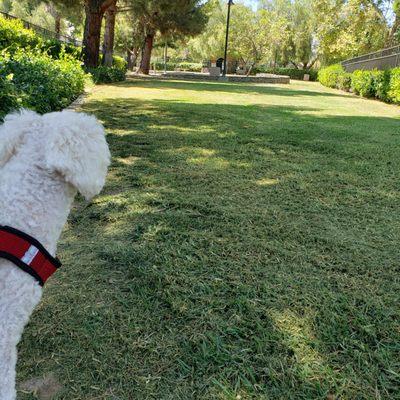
(114, 77, 354, 99)
(18, 96, 400, 399)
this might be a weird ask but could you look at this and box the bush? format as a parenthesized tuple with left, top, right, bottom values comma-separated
(87, 65, 126, 84)
(153, 61, 203, 72)
(337, 72, 352, 91)
(255, 66, 318, 81)
(3, 51, 87, 113)
(318, 64, 345, 88)
(387, 68, 400, 104)
(175, 62, 202, 72)
(318, 63, 400, 104)
(1, 16, 81, 60)
(41, 39, 82, 60)
(0, 70, 19, 120)
(0, 16, 41, 52)
(112, 55, 127, 70)
(351, 70, 383, 98)
(375, 70, 391, 102)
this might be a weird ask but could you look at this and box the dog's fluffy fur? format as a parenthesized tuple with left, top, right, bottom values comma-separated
(0, 109, 110, 399)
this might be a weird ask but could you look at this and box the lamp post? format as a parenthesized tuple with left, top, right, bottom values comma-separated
(223, 0, 234, 77)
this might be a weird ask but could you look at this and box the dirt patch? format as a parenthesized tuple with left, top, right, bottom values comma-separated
(20, 373, 62, 400)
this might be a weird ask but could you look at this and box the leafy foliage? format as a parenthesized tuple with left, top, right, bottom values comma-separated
(110, 55, 127, 70)
(317, 64, 345, 88)
(3, 50, 87, 113)
(0, 68, 19, 120)
(153, 60, 202, 72)
(254, 66, 318, 81)
(41, 38, 82, 60)
(387, 67, 400, 103)
(0, 15, 81, 59)
(0, 15, 41, 52)
(351, 70, 381, 98)
(319, 64, 400, 104)
(87, 64, 127, 84)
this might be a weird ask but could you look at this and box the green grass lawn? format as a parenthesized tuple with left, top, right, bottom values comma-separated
(19, 79, 400, 399)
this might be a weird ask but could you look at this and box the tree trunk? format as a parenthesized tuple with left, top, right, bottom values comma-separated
(46, 4, 61, 39)
(163, 41, 168, 73)
(102, 1, 117, 67)
(54, 14, 61, 38)
(83, 0, 116, 68)
(139, 33, 154, 75)
(83, 8, 104, 68)
(127, 48, 139, 71)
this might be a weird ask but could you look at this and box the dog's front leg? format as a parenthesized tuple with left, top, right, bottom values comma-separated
(0, 269, 42, 400)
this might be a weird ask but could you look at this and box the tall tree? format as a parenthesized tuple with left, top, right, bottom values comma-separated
(82, 0, 115, 67)
(129, 0, 208, 74)
(114, 9, 145, 70)
(313, 0, 389, 64)
(102, 0, 116, 66)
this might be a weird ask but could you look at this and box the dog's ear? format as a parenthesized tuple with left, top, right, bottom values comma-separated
(44, 111, 111, 201)
(0, 110, 40, 167)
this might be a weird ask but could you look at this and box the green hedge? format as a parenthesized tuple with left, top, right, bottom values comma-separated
(153, 61, 203, 72)
(318, 64, 400, 104)
(254, 66, 318, 81)
(0, 14, 88, 118)
(1, 15, 82, 60)
(112, 55, 128, 70)
(318, 64, 345, 88)
(1, 51, 87, 116)
(87, 65, 127, 84)
(387, 68, 400, 103)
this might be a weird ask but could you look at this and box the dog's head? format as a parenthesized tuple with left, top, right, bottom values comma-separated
(0, 109, 111, 200)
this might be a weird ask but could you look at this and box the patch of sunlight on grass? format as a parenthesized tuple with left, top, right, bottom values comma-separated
(152, 124, 215, 135)
(186, 154, 251, 170)
(188, 156, 230, 169)
(167, 147, 216, 157)
(270, 309, 330, 380)
(255, 178, 279, 186)
(115, 156, 141, 165)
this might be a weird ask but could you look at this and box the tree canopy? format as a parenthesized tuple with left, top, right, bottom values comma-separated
(1, 0, 400, 71)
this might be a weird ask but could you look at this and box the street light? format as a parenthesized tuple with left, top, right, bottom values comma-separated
(222, 0, 234, 77)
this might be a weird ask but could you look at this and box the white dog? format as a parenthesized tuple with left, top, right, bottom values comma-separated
(0, 109, 110, 399)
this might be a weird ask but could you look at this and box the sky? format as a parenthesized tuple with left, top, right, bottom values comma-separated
(241, 0, 259, 10)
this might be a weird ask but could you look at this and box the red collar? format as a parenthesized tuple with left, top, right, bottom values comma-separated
(0, 226, 61, 286)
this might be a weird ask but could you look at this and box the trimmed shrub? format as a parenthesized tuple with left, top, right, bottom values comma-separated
(375, 70, 391, 102)
(4, 51, 87, 113)
(255, 66, 318, 81)
(351, 70, 383, 98)
(387, 67, 400, 104)
(337, 72, 352, 91)
(175, 62, 202, 72)
(153, 61, 203, 72)
(318, 63, 400, 105)
(318, 64, 345, 88)
(112, 55, 128, 70)
(87, 65, 126, 83)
